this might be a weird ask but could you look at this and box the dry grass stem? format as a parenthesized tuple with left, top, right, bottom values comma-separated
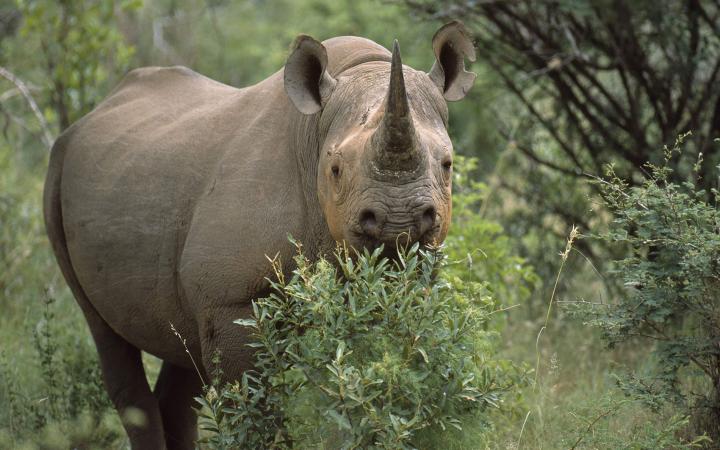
(170, 322, 206, 386)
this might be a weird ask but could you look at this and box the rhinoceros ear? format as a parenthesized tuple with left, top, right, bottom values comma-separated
(284, 35, 337, 115)
(428, 21, 476, 102)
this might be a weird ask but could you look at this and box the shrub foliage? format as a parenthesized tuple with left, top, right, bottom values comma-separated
(588, 135, 720, 441)
(197, 242, 516, 449)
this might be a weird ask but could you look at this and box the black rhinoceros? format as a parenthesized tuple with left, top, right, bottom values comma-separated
(43, 21, 475, 449)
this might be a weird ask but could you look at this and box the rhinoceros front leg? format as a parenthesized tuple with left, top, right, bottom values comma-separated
(154, 361, 203, 450)
(199, 304, 257, 383)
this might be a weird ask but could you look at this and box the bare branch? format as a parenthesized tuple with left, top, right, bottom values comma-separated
(0, 66, 54, 150)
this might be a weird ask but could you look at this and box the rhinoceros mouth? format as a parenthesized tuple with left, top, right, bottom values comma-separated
(347, 225, 441, 259)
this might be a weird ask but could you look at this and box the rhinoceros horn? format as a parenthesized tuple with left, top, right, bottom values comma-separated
(372, 40, 420, 172)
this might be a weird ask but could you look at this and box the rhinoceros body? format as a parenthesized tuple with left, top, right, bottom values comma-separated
(44, 24, 475, 449)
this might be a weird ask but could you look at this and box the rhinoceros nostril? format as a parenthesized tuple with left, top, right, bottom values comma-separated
(359, 209, 381, 238)
(419, 205, 436, 235)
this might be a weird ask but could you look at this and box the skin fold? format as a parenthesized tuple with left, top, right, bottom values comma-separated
(43, 22, 475, 450)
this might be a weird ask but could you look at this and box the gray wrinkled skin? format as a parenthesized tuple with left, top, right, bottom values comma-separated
(43, 22, 475, 450)
(317, 61, 454, 251)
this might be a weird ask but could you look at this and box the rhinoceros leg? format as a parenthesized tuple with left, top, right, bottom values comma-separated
(154, 361, 203, 450)
(45, 133, 166, 448)
(87, 314, 166, 449)
(57, 253, 166, 448)
(199, 304, 256, 382)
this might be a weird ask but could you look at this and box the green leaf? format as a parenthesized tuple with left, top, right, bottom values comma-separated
(326, 409, 352, 430)
(234, 318, 257, 328)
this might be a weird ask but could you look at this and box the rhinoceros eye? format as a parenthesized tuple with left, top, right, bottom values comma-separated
(442, 159, 452, 171)
(331, 164, 341, 178)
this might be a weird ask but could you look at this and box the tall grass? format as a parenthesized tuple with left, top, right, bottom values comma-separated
(492, 226, 709, 450)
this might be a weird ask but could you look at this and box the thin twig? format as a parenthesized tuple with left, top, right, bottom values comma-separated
(489, 303, 522, 315)
(0, 66, 54, 149)
(570, 407, 615, 450)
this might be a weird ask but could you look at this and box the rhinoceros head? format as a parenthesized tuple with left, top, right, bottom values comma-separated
(284, 22, 476, 254)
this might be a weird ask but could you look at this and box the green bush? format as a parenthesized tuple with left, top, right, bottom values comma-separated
(15, 0, 139, 130)
(443, 155, 539, 313)
(197, 242, 521, 449)
(0, 295, 121, 449)
(585, 134, 720, 443)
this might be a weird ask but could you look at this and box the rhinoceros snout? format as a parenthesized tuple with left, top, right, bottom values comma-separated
(356, 202, 437, 248)
(359, 209, 382, 239)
